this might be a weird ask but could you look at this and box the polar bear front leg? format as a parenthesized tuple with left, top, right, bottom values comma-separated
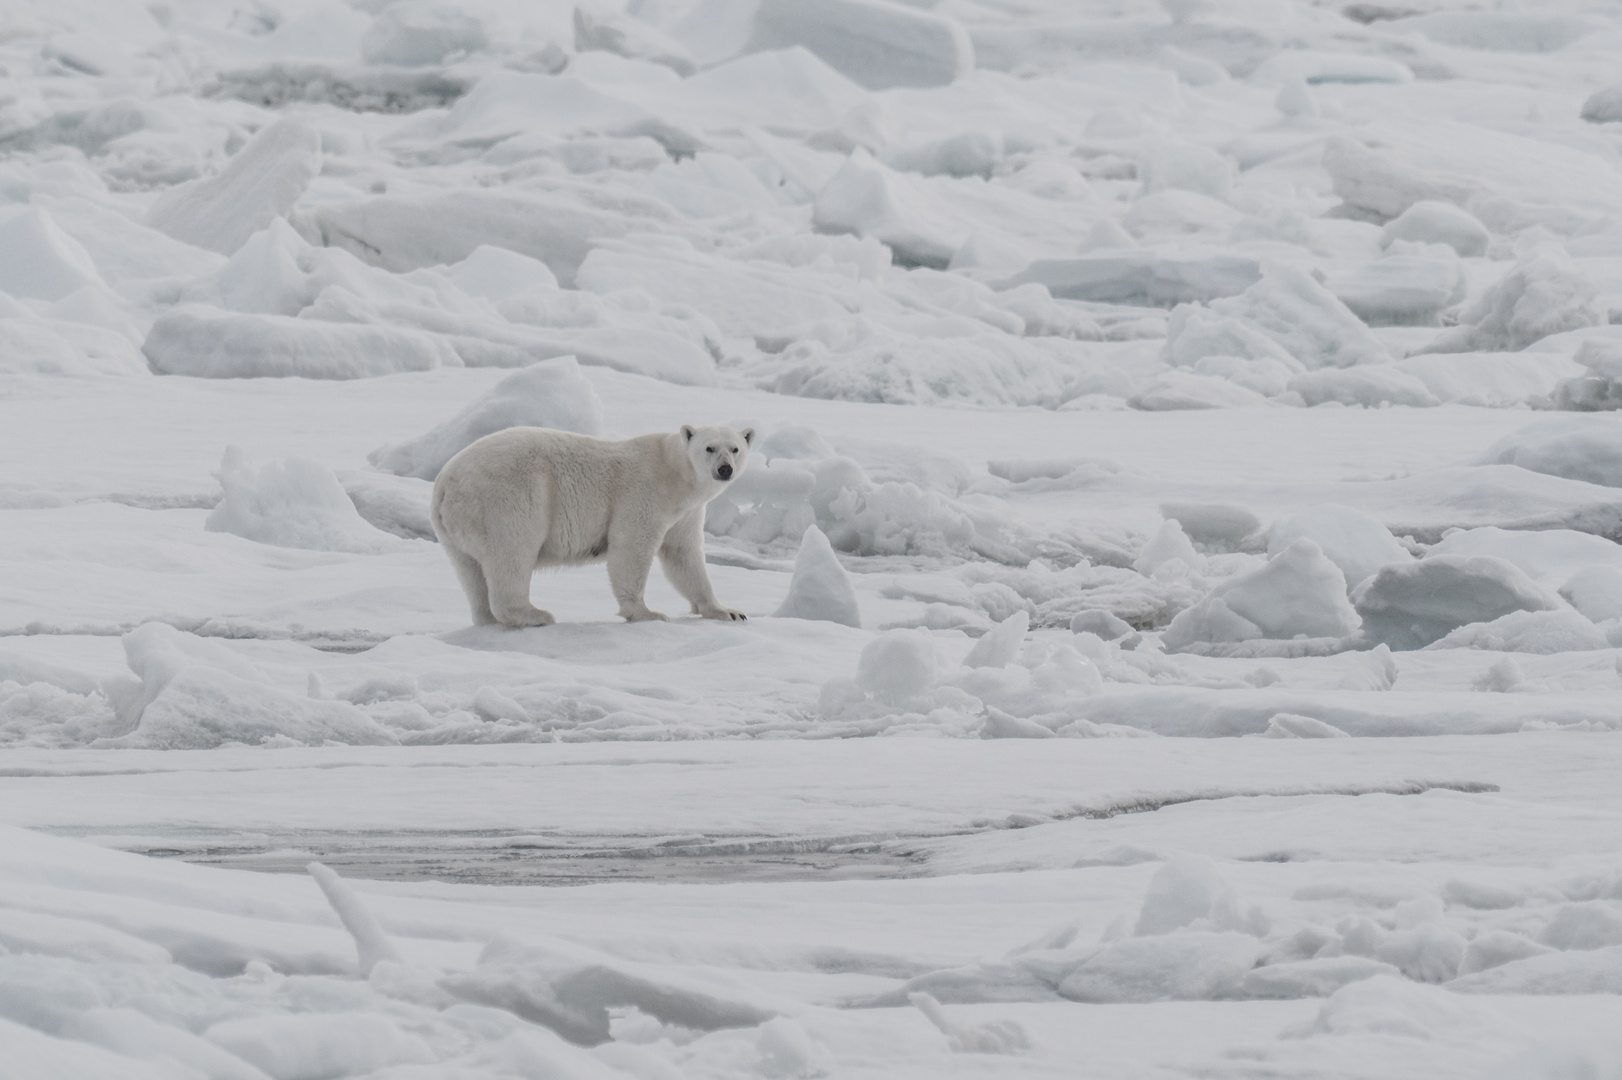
(607, 518, 667, 622)
(660, 508, 747, 621)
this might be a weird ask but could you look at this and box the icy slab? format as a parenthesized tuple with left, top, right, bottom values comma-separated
(302, 188, 680, 286)
(1386, 11, 1608, 54)
(1424, 247, 1604, 354)
(205, 447, 410, 555)
(0, 208, 105, 302)
(1474, 415, 1622, 489)
(360, 1, 487, 67)
(774, 524, 862, 627)
(813, 150, 967, 269)
(443, 245, 559, 302)
(575, 6, 696, 76)
(145, 118, 321, 256)
(1002, 250, 1261, 306)
(1352, 554, 1564, 651)
(745, 0, 972, 90)
(400, 71, 695, 153)
(142, 305, 459, 379)
(369, 358, 604, 481)
(1162, 538, 1358, 651)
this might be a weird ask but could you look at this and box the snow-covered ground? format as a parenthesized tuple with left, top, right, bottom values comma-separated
(6, 0, 1622, 1074)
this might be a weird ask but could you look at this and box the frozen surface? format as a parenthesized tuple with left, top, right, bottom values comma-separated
(7, 0, 1622, 1074)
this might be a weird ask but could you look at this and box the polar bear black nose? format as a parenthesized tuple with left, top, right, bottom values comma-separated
(717, 464, 733, 480)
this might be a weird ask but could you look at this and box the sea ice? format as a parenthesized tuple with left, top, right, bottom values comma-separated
(1267, 504, 1411, 591)
(368, 358, 603, 480)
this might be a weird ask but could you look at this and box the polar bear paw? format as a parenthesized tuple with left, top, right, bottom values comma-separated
(622, 608, 669, 622)
(699, 606, 748, 621)
(495, 605, 555, 628)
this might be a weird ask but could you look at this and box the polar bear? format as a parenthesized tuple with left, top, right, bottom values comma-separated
(431, 424, 754, 627)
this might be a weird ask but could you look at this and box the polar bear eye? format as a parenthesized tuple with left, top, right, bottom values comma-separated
(705, 445, 715, 453)
(729, 446, 738, 453)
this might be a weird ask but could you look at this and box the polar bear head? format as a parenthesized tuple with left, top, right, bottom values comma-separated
(681, 424, 755, 483)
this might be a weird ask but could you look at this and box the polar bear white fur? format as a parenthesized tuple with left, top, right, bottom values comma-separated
(431, 424, 754, 627)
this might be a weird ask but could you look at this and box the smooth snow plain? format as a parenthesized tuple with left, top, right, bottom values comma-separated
(5, 0, 1622, 1075)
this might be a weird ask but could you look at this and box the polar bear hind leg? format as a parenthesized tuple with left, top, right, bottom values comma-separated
(444, 542, 497, 625)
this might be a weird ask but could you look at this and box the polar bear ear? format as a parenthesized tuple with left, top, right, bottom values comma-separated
(741, 428, 755, 446)
(681, 425, 695, 441)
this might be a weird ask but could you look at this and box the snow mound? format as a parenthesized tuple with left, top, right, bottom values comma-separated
(1451, 946, 1622, 995)
(1167, 264, 1387, 371)
(748, 0, 973, 90)
(143, 305, 458, 379)
(146, 118, 321, 256)
(1135, 855, 1229, 935)
(1560, 565, 1622, 623)
(1059, 933, 1262, 1003)
(1129, 371, 1271, 410)
(1268, 504, 1411, 591)
(1263, 712, 1351, 738)
(1473, 415, 1622, 487)
(1352, 555, 1564, 650)
(757, 319, 1081, 407)
(1427, 526, 1622, 587)
(368, 358, 604, 481)
(206, 1012, 433, 1077)
(1552, 338, 1622, 412)
(1581, 85, 1622, 124)
(444, 936, 781, 1046)
(1425, 609, 1608, 654)
(1162, 539, 1359, 652)
(0, 208, 105, 302)
(773, 524, 861, 626)
(104, 622, 394, 749)
(856, 629, 938, 704)
(1287, 365, 1440, 408)
(1381, 201, 1489, 258)
(714, 448, 1046, 564)
(206, 447, 410, 554)
(336, 471, 436, 540)
(0, 317, 148, 377)
(1424, 247, 1604, 354)
(1321, 135, 1475, 221)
